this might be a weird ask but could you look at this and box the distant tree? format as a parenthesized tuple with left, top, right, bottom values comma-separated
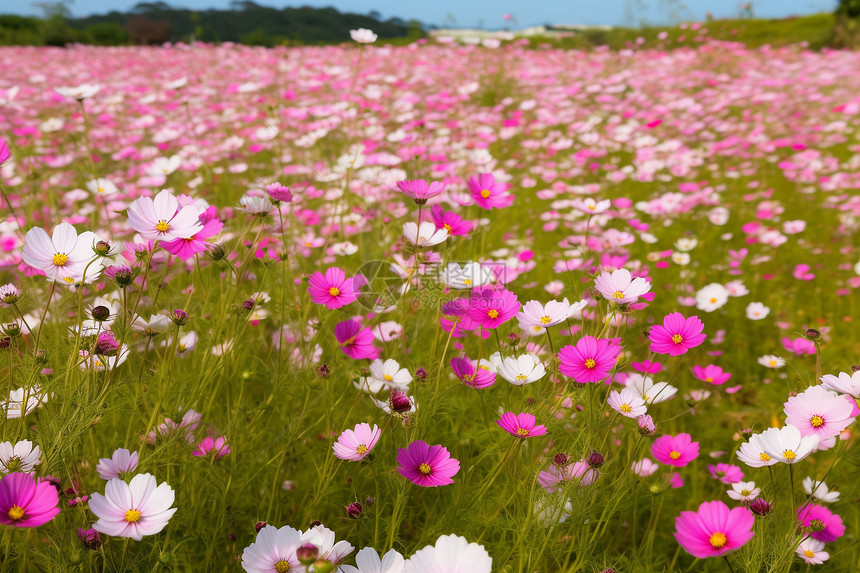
(835, 0, 860, 47)
(126, 15, 172, 44)
(132, 2, 172, 13)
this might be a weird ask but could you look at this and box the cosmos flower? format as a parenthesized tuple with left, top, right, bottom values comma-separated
(692, 365, 732, 385)
(726, 481, 760, 503)
(333, 423, 381, 462)
(241, 524, 303, 573)
(0, 473, 60, 527)
(0, 440, 41, 474)
(350, 28, 378, 43)
(797, 505, 845, 542)
(341, 547, 405, 573)
(95, 448, 139, 480)
(300, 523, 354, 565)
(594, 268, 651, 305)
(736, 432, 779, 468)
(651, 433, 699, 467)
(443, 262, 493, 289)
(623, 374, 677, 404)
(308, 267, 360, 310)
(695, 283, 730, 312)
(22, 222, 105, 284)
(707, 463, 744, 485)
(467, 287, 520, 329)
(404, 534, 491, 573)
(802, 477, 840, 503)
(648, 313, 706, 356)
(757, 425, 819, 464)
(558, 336, 622, 383)
(783, 385, 856, 440)
(55, 84, 100, 100)
(89, 473, 177, 541)
(191, 436, 231, 458)
(431, 205, 473, 236)
(396, 179, 445, 204)
(127, 190, 203, 242)
(631, 458, 659, 477)
(402, 221, 448, 247)
(467, 173, 514, 210)
(781, 337, 816, 356)
(335, 319, 379, 360)
(450, 356, 496, 389)
(674, 500, 754, 559)
(757, 355, 785, 369)
(495, 412, 547, 438)
(491, 352, 546, 385)
(745, 302, 770, 320)
(796, 538, 829, 565)
(516, 298, 573, 333)
(396, 441, 459, 487)
(538, 460, 599, 492)
(607, 387, 647, 418)
(820, 371, 860, 399)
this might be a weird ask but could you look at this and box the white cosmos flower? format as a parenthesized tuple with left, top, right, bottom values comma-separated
(576, 197, 611, 214)
(55, 83, 100, 100)
(516, 298, 573, 334)
(745, 302, 770, 320)
(820, 371, 860, 399)
(726, 481, 760, 502)
(403, 221, 447, 247)
(607, 387, 647, 418)
(674, 237, 698, 252)
(90, 473, 177, 541)
(695, 283, 730, 312)
(736, 432, 779, 468)
(593, 268, 651, 305)
(350, 28, 378, 43)
(237, 194, 272, 215)
(86, 178, 119, 196)
(22, 222, 105, 284)
(241, 524, 303, 573)
(671, 252, 690, 265)
(300, 523, 354, 564)
(802, 477, 840, 503)
(405, 534, 491, 573)
(1, 386, 50, 419)
(443, 261, 493, 289)
(758, 355, 785, 369)
(127, 189, 203, 241)
(758, 424, 819, 464)
(725, 280, 748, 297)
(490, 352, 546, 385)
(0, 440, 41, 473)
(146, 155, 182, 177)
(624, 374, 677, 404)
(341, 547, 405, 573)
(368, 358, 413, 391)
(796, 538, 829, 565)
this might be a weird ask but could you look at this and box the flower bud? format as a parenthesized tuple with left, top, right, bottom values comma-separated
(172, 309, 189, 326)
(242, 299, 256, 311)
(805, 328, 820, 340)
(104, 264, 136, 288)
(94, 332, 120, 357)
(0, 284, 21, 307)
(3, 323, 20, 338)
(507, 332, 520, 347)
(389, 389, 412, 413)
(254, 521, 268, 533)
(308, 560, 335, 573)
(364, 496, 374, 507)
(265, 183, 293, 204)
(0, 337, 11, 350)
(851, 364, 860, 373)
(587, 451, 605, 469)
(415, 367, 427, 380)
(316, 364, 330, 378)
(749, 499, 772, 516)
(553, 453, 569, 467)
(94, 241, 112, 257)
(91, 305, 111, 322)
(637, 414, 657, 436)
(77, 528, 102, 550)
(296, 543, 319, 565)
(346, 502, 363, 519)
(209, 243, 228, 261)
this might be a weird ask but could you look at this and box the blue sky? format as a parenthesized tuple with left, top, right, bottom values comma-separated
(7, 0, 838, 27)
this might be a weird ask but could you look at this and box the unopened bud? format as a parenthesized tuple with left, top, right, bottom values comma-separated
(851, 364, 860, 373)
(0, 337, 11, 349)
(77, 528, 102, 550)
(346, 502, 362, 519)
(308, 559, 335, 573)
(364, 497, 374, 507)
(587, 451, 605, 469)
(242, 299, 255, 311)
(91, 305, 111, 322)
(637, 414, 657, 436)
(296, 543, 319, 565)
(209, 243, 228, 261)
(553, 453, 569, 467)
(94, 241, 112, 257)
(389, 389, 412, 413)
(749, 499, 772, 516)
(507, 332, 520, 346)
(805, 328, 820, 340)
(254, 521, 268, 533)
(172, 309, 188, 326)
(415, 367, 427, 380)
(317, 364, 330, 378)
(3, 323, 20, 338)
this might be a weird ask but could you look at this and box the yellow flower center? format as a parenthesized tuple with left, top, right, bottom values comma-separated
(710, 297, 717, 303)
(516, 427, 530, 436)
(810, 415, 824, 428)
(480, 189, 490, 199)
(98, 186, 105, 193)
(612, 290, 624, 299)
(671, 334, 683, 344)
(669, 450, 681, 460)
(588, 204, 596, 210)
(275, 561, 291, 573)
(705, 377, 713, 383)
(620, 404, 632, 413)
(328, 286, 340, 296)
(356, 444, 368, 455)
(487, 309, 499, 319)
(516, 374, 527, 381)
(7, 505, 24, 521)
(156, 220, 170, 232)
(52, 253, 68, 267)
(804, 550, 815, 558)
(536, 316, 550, 325)
(533, 326, 542, 332)
(759, 452, 771, 462)
(709, 532, 727, 548)
(418, 462, 432, 475)
(124, 509, 141, 523)
(444, 223, 452, 232)
(783, 450, 796, 460)
(584, 358, 596, 369)
(62, 277, 75, 284)
(741, 489, 751, 496)
(769, 359, 776, 367)
(464, 278, 472, 286)
(383, 374, 393, 381)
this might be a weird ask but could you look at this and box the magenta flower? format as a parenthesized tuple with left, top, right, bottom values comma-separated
(467, 173, 514, 209)
(431, 205, 473, 236)
(396, 179, 445, 204)
(707, 463, 744, 485)
(782, 337, 816, 356)
(784, 385, 856, 440)
(396, 441, 459, 487)
(496, 412, 547, 438)
(649, 313, 707, 356)
(797, 505, 845, 542)
(632, 360, 662, 374)
(191, 436, 230, 458)
(467, 287, 520, 329)
(0, 137, 10, 167)
(558, 336, 622, 383)
(692, 365, 732, 385)
(652, 433, 699, 467)
(674, 500, 754, 558)
(127, 190, 203, 242)
(335, 319, 379, 360)
(162, 206, 223, 261)
(308, 268, 360, 310)
(0, 473, 60, 527)
(450, 356, 496, 389)
(332, 423, 381, 462)
(265, 182, 293, 203)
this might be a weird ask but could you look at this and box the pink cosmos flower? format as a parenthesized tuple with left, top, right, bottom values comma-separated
(127, 189, 203, 242)
(0, 137, 10, 167)
(632, 360, 662, 374)
(431, 205, 473, 236)
(649, 313, 707, 356)
(191, 436, 230, 458)
(593, 268, 651, 305)
(496, 412, 547, 438)
(467, 173, 514, 209)
(707, 463, 744, 485)
(558, 336, 622, 383)
(332, 423, 381, 461)
(797, 505, 845, 542)
(89, 473, 177, 541)
(538, 460, 598, 493)
(467, 287, 520, 329)
(308, 268, 360, 309)
(781, 337, 816, 356)
(450, 356, 496, 389)
(335, 319, 379, 360)
(692, 365, 732, 385)
(96, 448, 139, 480)
(396, 179, 445, 204)
(265, 182, 293, 203)
(396, 441, 460, 487)
(784, 385, 856, 440)
(652, 433, 699, 467)
(0, 473, 60, 527)
(162, 205, 223, 261)
(674, 500, 754, 559)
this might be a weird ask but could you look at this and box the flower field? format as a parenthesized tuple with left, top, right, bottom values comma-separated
(0, 35, 860, 572)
